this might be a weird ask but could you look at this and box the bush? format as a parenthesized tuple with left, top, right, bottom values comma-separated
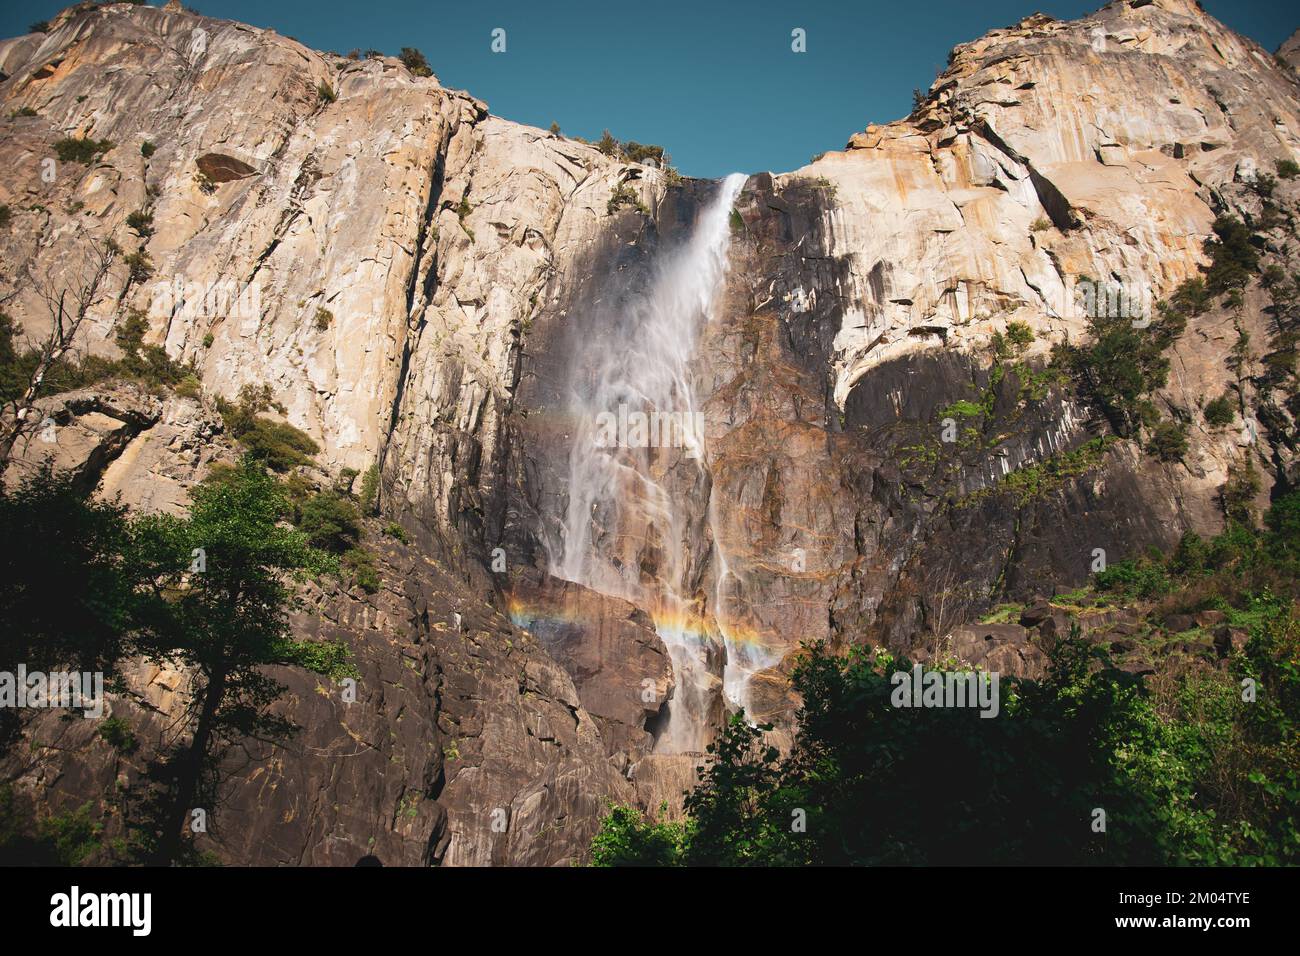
(399, 47, 432, 77)
(1265, 490, 1300, 561)
(359, 463, 380, 514)
(126, 209, 153, 237)
(0, 205, 9, 229)
(607, 183, 647, 216)
(1203, 393, 1235, 427)
(622, 141, 666, 166)
(1277, 159, 1300, 180)
(29, 21, 50, 33)
(334, 467, 359, 496)
(317, 82, 336, 104)
(1167, 276, 1211, 317)
(1146, 418, 1188, 462)
(53, 137, 114, 165)
(1251, 173, 1277, 200)
(1094, 558, 1172, 598)
(1221, 457, 1262, 526)
(237, 417, 320, 472)
(295, 492, 361, 552)
(1169, 530, 1210, 575)
(314, 307, 333, 331)
(382, 521, 406, 542)
(343, 547, 380, 593)
(113, 310, 190, 388)
(1056, 309, 1179, 438)
(174, 374, 201, 399)
(1004, 320, 1034, 353)
(140, 140, 156, 158)
(123, 251, 153, 282)
(1204, 215, 1259, 294)
(591, 805, 691, 867)
(99, 716, 138, 755)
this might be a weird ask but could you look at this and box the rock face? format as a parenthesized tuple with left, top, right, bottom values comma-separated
(1, 0, 1299, 864)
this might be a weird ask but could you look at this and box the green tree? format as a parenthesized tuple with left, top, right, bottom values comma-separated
(130, 457, 350, 864)
(0, 468, 140, 754)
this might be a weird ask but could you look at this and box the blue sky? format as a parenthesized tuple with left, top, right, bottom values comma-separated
(5, 1, 1295, 178)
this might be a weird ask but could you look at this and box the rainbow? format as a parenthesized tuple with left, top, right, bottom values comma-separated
(506, 593, 775, 650)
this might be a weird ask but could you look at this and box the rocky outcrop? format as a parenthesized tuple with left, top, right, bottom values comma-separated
(1279, 28, 1300, 74)
(3, 506, 636, 866)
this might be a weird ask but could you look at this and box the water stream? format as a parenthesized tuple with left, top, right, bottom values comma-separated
(550, 172, 749, 753)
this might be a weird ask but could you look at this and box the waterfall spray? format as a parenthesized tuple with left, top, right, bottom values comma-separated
(551, 172, 748, 752)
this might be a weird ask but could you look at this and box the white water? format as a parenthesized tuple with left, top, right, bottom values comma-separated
(551, 172, 748, 753)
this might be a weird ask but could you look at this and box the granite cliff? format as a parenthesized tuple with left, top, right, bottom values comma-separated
(1, 0, 1297, 864)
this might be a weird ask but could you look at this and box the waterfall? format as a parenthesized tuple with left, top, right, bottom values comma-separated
(551, 172, 748, 753)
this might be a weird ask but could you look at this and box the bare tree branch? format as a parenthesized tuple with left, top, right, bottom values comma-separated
(1, 237, 118, 467)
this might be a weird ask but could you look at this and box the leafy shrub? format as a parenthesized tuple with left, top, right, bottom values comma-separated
(343, 547, 380, 593)
(1221, 457, 1261, 526)
(359, 463, 380, 514)
(295, 491, 361, 552)
(1251, 173, 1277, 200)
(382, 521, 406, 542)
(99, 716, 138, 754)
(334, 467, 359, 496)
(217, 388, 316, 470)
(607, 183, 647, 216)
(993, 320, 1036, 360)
(399, 47, 432, 77)
(317, 82, 336, 104)
(29, 21, 50, 33)
(1094, 558, 1172, 598)
(622, 141, 666, 166)
(113, 309, 190, 388)
(126, 209, 153, 237)
(1146, 419, 1188, 462)
(1167, 276, 1211, 317)
(123, 251, 153, 282)
(314, 307, 333, 331)
(1203, 215, 1260, 294)
(237, 418, 319, 472)
(13, 106, 37, 118)
(1277, 159, 1300, 180)
(1004, 320, 1035, 351)
(1203, 393, 1235, 427)
(591, 805, 691, 867)
(1054, 305, 1181, 438)
(174, 374, 201, 399)
(140, 140, 156, 158)
(1265, 490, 1300, 561)
(53, 137, 114, 165)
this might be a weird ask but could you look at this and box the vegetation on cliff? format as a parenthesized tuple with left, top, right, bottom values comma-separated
(593, 491, 1300, 866)
(0, 458, 353, 865)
